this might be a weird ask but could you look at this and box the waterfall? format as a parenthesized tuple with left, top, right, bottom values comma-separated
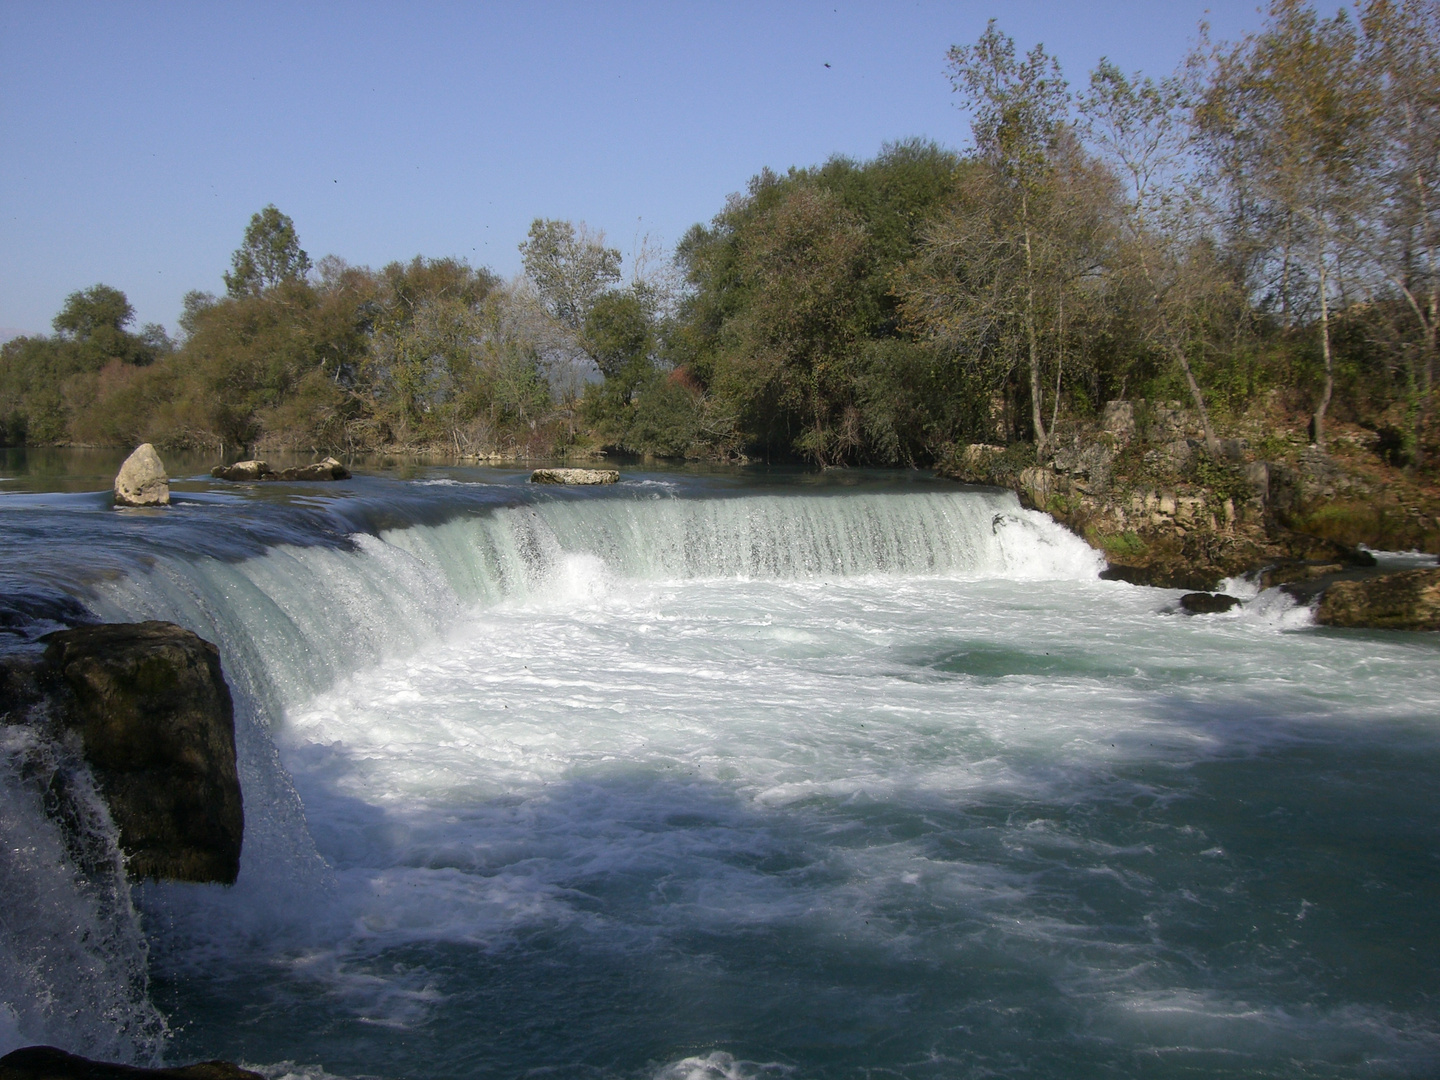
(0, 485, 1101, 1061)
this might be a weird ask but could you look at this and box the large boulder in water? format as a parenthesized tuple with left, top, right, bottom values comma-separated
(530, 468, 619, 485)
(1317, 567, 1440, 630)
(38, 621, 243, 884)
(113, 444, 169, 507)
(1179, 592, 1241, 614)
(0, 1046, 262, 1080)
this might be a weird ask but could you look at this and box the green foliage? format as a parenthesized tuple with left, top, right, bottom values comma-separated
(1095, 530, 1148, 558)
(8, 5, 1435, 469)
(0, 284, 171, 445)
(584, 290, 651, 380)
(53, 285, 134, 343)
(224, 205, 312, 298)
(1189, 455, 1251, 507)
(519, 219, 621, 332)
(673, 142, 964, 464)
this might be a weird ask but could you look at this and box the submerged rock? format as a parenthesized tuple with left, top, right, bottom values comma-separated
(39, 621, 243, 883)
(1179, 592, 1241, 614)
(210, 459, 270, 481)
(211, 456, 349, 481)
(530, 468, 620, 485)
(0, 1046, 262, 1080)
(113, 444, 169, 507)
(272, 456, 349, 481)
(1316, 568, 1440, 630)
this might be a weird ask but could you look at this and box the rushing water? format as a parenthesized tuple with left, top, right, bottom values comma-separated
(1, 455, 1438, 1079)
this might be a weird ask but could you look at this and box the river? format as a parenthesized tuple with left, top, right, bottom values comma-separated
(2, 451, 1437, 1079)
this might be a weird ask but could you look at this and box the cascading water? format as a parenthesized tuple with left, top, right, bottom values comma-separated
(2, 468, 1437, 1079)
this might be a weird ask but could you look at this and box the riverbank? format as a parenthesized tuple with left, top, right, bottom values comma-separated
(938, 399, 1440, 592)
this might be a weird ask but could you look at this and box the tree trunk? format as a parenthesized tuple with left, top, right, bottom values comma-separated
(1173, 343, 1223, 459)
(1021, 220, 1048, 457)
(1313, 252, 1334, 449)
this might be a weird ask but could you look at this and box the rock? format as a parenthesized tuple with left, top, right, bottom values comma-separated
(0, 1046, 262, 1080)
(1216, 437, 1248, 463)
(1100, 564, 1226, 592)
(530, 468, 619, 485)
(954, 443, 1006, 483)
(1245, 461, 1271, 504)
(1142, 438, 1198, 474)
(1051, 439, 1114, 490)
(271, 456, 350, 481)
(113, 445, 169, 507)
(39, 622, 242, 884)
(1179, 592, 1241, 614)
(1316, 568, 1440, 630)
(1100, 400, 1135, 443)
(210, 459, 271, 481)
(211, 457, 349, 481)
(1259, 560, 1347, 589)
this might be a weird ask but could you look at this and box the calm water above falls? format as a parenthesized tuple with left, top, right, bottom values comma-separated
(1, 458, 1438, 1079)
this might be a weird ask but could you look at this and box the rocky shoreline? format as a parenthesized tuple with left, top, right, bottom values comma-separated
(939, 399, 1440, 628)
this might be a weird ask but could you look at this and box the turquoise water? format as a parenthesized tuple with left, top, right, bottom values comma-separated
(2, 466, 1437, 1078)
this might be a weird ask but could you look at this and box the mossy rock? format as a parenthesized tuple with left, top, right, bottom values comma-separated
(39, 621, 243, 883)
(1317, 568, 1440, 630)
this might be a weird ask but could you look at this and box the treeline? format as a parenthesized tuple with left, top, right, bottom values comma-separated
(3, 0, 1436, 468)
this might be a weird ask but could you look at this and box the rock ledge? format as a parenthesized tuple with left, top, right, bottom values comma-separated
(211, 457, 349, 481)
(1316, 567, 1440, 630)
(530, 468, 619, 485)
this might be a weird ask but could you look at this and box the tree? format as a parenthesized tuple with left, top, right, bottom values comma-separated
(901, 24, 1116, 455)
(1081, 61, 1227, 457)
(584, 289, 653, 381)
(518, 219, 622, 332)
(52, 285, 134, 341)
(224, 205, 312, 297)
(940, 21, 1076, 455)
(1196, 1, 1378, 448)
(1357, 0, 1440, 461)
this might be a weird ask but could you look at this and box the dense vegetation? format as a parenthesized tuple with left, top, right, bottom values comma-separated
(3, 0, 1436, 471)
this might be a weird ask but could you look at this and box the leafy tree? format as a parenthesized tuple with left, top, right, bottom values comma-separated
(673, 144, 962, 463)
(519, 219, 621, 333)
(900, 25, 1117, 455)
(52, 285, 134, 342)
(224, 205, 312, 297)
(1196, 1, 1378, 447)
(1356, 0, 1440, 461)
(1081, 61, 1229, 455)
(937, 21, 1077, 454)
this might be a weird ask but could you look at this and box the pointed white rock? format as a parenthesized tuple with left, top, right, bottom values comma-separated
(114, 443, 170, 506)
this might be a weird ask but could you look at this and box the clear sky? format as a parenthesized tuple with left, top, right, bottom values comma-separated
(0, 1, 1271, 338)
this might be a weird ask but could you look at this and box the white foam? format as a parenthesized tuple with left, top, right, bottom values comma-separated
(0, 727, 167, 1063)
(653, 1052, 793, 1080)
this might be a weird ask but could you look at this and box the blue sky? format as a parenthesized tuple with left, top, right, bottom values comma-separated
(0, 1, 1272, 337)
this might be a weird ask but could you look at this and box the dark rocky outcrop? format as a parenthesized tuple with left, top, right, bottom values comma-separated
(1316, 568, 1440, 630)
(113, 445, 169, 507)
(0, 1046, 261, 1080)
(211, 457, 349, 481)
(530, 468, 620, 485)
(32, 622, 243, 883)
(1179, 592, 1242, 614)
